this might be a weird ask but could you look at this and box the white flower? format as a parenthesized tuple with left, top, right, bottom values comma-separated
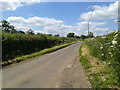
(110, 45, 114, 48)
(114, 34, 118, 38)
(111, 54, 113, 57)
(102, 54, 104, 56)
(102, 36, 106, 38)
(100, 46, 103, 49)
(109, 52, 112, 55)
(108, 62, 111, 65)
(112, 40, 117, 45)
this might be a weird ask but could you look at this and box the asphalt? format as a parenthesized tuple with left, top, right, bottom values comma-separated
(2, 42, 90, 88)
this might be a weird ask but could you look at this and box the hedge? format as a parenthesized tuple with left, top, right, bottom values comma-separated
(2, 32, 75, 61)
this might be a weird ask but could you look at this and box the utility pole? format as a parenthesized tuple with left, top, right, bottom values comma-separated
(87, 21, 89, 35)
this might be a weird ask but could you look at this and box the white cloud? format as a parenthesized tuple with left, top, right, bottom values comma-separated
(80, 1, 119, 20)
(0, 0, 44, 12)
(7, 16, 63, 29)
(7, 16, 71, 36)
(77, 21, 108, 35)
(7, 16, 109, 36)
(77, 21, 106, 27)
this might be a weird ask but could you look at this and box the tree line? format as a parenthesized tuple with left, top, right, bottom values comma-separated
(67, 32, 94, 39)
(1, 20, 94, 39)
(0, 20, 61, 37)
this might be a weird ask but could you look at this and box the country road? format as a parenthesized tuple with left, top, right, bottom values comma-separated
(2, 41, 91, 88)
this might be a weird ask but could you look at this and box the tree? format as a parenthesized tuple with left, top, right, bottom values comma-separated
(18, 30, 25, 34)
(0, 20, 17, 33)
(1, 20, 10, 32)
(80, 35, 88, 39)
(45, 34, 52, 37)
(67, 33, 75, 38)
(9, 25, 17, 33)
(87, 32, 94, 38)
(75, 35, 80, 38)
(26, 29, 34, 35)
(54, 34, 60, 37)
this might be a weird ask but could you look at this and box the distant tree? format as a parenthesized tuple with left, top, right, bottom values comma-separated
(80, 35, 88, 39)
(9, 25, 17, 33)
(37, 33, 43, 35)
(37, 33, 47, 38)
(18, 30, 25, 34)
(67, 33, 75, 38)
(45, 34, 52, 37)
(75, 35, 80, 38)
(26, 29, 34, 35)
(87, 32, 94, 38)
(0, 20, 17, 33)
(54, 34, 60, 37)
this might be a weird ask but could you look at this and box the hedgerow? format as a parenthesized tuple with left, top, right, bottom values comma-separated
(2, 32, 75, 61)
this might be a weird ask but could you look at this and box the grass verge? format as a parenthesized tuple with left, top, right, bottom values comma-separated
(2, 41, 76, 66)
(79, 42, 120, 89)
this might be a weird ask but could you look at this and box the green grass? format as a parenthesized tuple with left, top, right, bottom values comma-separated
(2, 41, 76, 66)
(80, 56, 91, 70)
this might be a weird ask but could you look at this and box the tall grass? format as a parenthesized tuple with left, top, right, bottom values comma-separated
(85, 31, 120, 87)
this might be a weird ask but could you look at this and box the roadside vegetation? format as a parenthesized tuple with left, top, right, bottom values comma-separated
(2, 32, 75, 62)
(79, 31, 120, 88)
(2, 41, 76, 66)
(1, 20, 94, 65)
(1, 20, 76, 66)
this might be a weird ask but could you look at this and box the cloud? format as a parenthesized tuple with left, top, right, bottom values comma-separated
(0, 0, 43, 12)
(7, 16, 63, 29)
(7, 16, 109, 36)
(77, 21, 108, 35)
(77, 21, 107, 31)
(7, 16, 72, 36)
(80, 1, 119, 20)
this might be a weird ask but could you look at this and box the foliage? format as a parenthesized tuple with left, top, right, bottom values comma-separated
(2, 41, 76, 66)
(67, 32, 75, 38)
(54, 34, 60, 37)
(26, 29, 34, 35)
(79, 42, 120, 88)
(88, 31, 94, 38)
(2, 31, 75, 61)
(1, 20, 17, 33)
(84, 31, 120, 88)
(80, 35, 88, 39)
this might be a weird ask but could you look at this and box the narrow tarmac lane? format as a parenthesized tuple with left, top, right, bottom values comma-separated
(2, 42, 90, 88)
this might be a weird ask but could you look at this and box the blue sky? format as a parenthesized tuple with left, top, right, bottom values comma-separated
(1, 1, 118, 36)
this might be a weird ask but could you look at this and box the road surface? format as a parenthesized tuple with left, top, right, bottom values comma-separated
(2, 42, 91, 88)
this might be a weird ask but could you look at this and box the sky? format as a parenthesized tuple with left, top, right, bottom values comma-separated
(1, 0, 119, 36)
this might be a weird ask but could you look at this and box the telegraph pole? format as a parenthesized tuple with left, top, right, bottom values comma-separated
(87, 21, 89, 35)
